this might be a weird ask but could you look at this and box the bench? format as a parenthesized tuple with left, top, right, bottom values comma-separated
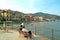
(18, 30, 32, 39)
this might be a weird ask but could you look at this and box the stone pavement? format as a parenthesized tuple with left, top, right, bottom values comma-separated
(0, 30, 48, 40)
(0, 30, 31, 40)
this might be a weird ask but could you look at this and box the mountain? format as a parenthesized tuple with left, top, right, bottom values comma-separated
(32, 12, 60, 20)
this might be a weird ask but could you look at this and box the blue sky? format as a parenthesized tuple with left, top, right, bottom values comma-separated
(0, 0, 60, 16)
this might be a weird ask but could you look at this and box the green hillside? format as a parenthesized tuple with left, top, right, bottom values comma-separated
(32, 12, 60, 20)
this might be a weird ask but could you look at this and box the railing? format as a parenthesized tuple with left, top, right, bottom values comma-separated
(25, 23, 60, 40)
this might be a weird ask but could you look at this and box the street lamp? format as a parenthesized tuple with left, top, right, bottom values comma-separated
(1, 10, 7, 31)
(34, 17, 37, 34)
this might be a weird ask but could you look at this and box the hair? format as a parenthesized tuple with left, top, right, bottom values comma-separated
(19, 28, 22, 30)
(20, 25, 22, 27)
(28, 31, 32, 35)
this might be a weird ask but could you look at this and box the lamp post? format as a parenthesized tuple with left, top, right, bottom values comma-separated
(35, 23, 36, 34)
(34, 18, 36, 34)
(1, 10, 7, 31)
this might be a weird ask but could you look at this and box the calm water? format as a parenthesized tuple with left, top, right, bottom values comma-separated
(25, 21, 60, 40)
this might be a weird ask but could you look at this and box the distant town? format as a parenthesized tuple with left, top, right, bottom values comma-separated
(0, 9, 60, 23)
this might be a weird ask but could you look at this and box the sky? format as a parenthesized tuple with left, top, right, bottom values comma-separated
(0, 0, 60, 16)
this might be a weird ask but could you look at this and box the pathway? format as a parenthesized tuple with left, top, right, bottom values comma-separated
(0, 30, 30, 40)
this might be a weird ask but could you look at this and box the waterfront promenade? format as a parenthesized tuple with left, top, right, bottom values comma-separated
(0, 30, 29, 40)
(0, 30, 48, 40)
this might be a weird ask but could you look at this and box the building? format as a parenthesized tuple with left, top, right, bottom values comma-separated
(34, 16, 44, 22)
(39, 17, 44, 22)
(24, 14, 33, 22)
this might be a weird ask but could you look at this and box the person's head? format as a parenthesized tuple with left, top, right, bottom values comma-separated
(20, 23, 25, 28)
(20, 23, 25, 27)
(20, 25, 22, 27)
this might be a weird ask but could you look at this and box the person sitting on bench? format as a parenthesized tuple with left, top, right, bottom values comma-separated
(22, 27, 32, 39)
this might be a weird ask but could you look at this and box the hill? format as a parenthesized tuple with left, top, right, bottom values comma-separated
(0, 9, 60, 21)
(32, 12, 60, 20)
